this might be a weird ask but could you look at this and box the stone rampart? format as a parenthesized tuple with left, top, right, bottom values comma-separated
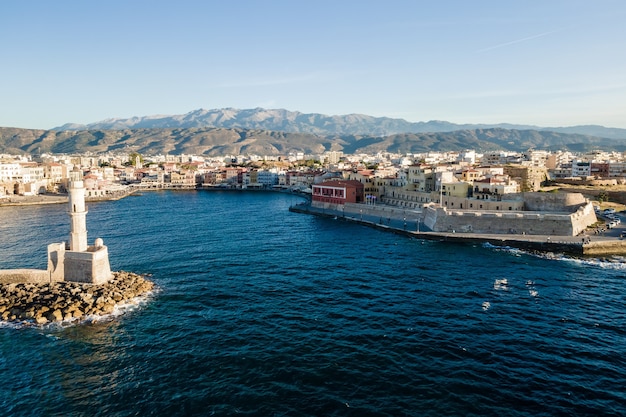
(47, 242, 65, 282)
(64, 245, 112, 284)
(311, 201, 420, 221)
(344, 202, 419, 220)
(424, 200, 597, 236)
(522, 192, 586, 212)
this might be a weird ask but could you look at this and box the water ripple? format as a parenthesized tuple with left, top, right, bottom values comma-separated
(1, 191, 626, 416)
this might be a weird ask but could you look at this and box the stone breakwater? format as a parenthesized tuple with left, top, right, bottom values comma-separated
(0, 271, 154, 325)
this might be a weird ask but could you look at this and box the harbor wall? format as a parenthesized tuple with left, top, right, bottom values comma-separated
(0, 269, 49, 284)
(290, 203, 626, 256)
(311, 201, 420, 221)
(582, 240, 626, 256)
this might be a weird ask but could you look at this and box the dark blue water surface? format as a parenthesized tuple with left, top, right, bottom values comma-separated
(1, 190, 626, 416)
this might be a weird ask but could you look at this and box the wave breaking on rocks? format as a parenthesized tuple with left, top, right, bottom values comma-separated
(0, 271, 155, 326)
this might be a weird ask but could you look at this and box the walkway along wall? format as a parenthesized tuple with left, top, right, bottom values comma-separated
(311, 200, 421, 222)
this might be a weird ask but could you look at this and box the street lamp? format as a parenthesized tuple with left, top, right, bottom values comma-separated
(403, 217, 406, 230)
(417, 218, 420, 233)
(360, 209, 363, 221)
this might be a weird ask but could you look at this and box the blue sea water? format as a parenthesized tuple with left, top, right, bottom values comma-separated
(1, 190, 625, 416)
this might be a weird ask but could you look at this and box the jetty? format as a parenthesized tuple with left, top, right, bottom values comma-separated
(0, 170, 154, 325)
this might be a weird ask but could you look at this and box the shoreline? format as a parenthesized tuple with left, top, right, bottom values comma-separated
(289, 203, 626, 257)
(7, 188, 625, 256)
(0, 188, 140, 207)
(0, 186, 309, 208)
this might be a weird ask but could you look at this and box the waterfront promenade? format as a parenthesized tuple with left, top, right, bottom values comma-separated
(290, 201, 626, 257)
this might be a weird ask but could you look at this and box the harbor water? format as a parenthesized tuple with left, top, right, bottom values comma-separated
(1, 190, 625, 416)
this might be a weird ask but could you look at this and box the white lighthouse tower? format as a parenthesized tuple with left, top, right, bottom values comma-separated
(68, 168, 88, 252)
(54, 167, 113, 284)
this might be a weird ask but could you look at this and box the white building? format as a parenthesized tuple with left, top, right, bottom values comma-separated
(571, 160, 592, 177)
(257, 169, 280, 187)
(0, 162, 20, 181)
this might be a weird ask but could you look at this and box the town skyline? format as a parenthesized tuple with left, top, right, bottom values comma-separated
(2, 146, 625, 200)
(2, 146, 623, 256)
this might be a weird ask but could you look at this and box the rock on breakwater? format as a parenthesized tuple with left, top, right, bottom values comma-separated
(0, 271, 154, 325)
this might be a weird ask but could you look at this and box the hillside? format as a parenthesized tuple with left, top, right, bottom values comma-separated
(1, 126, 624, 156)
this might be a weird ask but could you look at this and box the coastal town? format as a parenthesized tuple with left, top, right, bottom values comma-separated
(2, 147, 626, 255)
(2, 148, 625, 201)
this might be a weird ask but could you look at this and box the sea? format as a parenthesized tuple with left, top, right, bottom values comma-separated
(1, 190, 625, 417)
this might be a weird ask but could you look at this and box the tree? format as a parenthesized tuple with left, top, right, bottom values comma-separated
(128, 152, 144, 167)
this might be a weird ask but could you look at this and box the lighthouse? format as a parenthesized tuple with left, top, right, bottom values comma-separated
(68, 168, 88, 252)
(59, 167, 112, 284)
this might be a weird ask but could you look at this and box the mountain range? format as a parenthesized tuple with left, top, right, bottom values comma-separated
(0, 108, 624, 156)
(54, 107, 626, 139)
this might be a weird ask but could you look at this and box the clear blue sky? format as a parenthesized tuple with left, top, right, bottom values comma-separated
(2, 0, 625, 129)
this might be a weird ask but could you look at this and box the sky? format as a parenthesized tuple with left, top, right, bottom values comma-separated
(2, 0, 626, 129)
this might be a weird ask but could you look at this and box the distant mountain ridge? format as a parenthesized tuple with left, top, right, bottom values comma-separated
(1, 108, 623, 156)
(54, 108, 626, 140)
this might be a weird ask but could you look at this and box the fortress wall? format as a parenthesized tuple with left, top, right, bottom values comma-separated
(571, 202, 598, 236)
(91, 246, 112, 284)
(423, 206, 440, 230)
(429, 200, 597, 236)
(0, 269, 49, 284)
(431, 216, 574, 236)
(64, 245, 112, 284)
(522, 192, 586, 212)
(426, 193, 597, 236)
(318, 202, 421, 220)
(64, 251, 94, 283)
(47, 243, 65, 282)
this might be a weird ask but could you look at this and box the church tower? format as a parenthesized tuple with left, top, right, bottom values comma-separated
(68, 168, 88, 252)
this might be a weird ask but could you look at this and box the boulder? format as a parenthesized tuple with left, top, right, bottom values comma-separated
(48, 309, 63, 322)
(0, 271, 154, 325)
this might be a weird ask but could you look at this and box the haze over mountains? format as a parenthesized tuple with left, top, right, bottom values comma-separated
(1, 108, 625, 156)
